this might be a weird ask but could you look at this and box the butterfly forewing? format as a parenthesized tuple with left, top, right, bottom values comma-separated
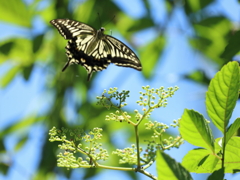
(50, 19, 95, 39)
(50, 19, 142, 81)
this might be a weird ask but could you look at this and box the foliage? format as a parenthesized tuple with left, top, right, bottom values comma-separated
(49, 86, 183, 180)
(180, 62, 240, 176)
(49, 62, 240, 179)
(0, 0, 240, 180)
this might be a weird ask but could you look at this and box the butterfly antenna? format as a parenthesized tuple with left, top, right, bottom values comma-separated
(104, 15, 116, 27)
(97, 12, 102, 27)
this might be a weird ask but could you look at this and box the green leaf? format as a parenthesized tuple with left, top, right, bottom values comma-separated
(207, 167, 224, 180)
(221, 30, 240, 60)
(215, 137, 240, 173)
(23, 64, 34, 80)
(226, 118, 240, 144)
(189, 17, 231, 65)
(14, 135, 28, 151)
(0, 0, 31, 27)
(182, 148, 220, 173)
(0, 66, 20, 87)
(0, 116, 44, 137)
(156, 151, 193, 180)
(206, 61, 240, 133)
(33, 34, 44, 53)
(2, 38, 33, 64)
(0, 163, 8, 175)
(185, 69, 210, 85)
(180, 109, 214, 152)
(0, 41, 14, 55)
(183, 137, 240, 173)
(128, 17, 155, 32)
(139, 35, 165, 78)
(184, 0, 214, 14)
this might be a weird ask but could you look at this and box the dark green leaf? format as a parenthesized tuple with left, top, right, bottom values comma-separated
(207, 167, 224, 180)
(185, 69, 210, 85)
(0, 41, 14, 55)
(221, 31, 240, 60)
(33, 34, 44, 53)
(0, 163, 9, 175)
(23, 64, 34, 80)
(128, 17, 155, 32)
(184, 0, 214, 15)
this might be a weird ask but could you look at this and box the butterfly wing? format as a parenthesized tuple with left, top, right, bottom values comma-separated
(50, 19, 95, 39)
(50, 19, 142, 81)
(104, 35, 142, 71)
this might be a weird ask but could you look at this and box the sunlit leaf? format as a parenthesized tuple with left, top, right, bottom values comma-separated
(226, 118, 240, 144)
(182, 148, 220, 173)
(0, 0, 31, 27)
(183, 137, 240, 173)
(14, 135, 28, 151)
(0, 66, 20, 87)
(206, 61, 240, 133)
(157, 151, 193, 180)
(215, 137, 240, 173)
(180, 109, 214, 152)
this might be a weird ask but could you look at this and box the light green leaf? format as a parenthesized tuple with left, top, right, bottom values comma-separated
(180, 109, 214, 152)
(0, 38, 33, 65)
(14, 135, 28, 151)
(157, 151, 193, 180)
(0, 116, 44, 137)
(182, 148, 220, 173)
(139, 35, 165, 78)
(183, 137, 240, 173)
(215, 137, 240, 173)
(206, 61, 240, 133)
(0, 66, 20, 87)
(0, 0, 31, 27)
(226, 118, 240, 144)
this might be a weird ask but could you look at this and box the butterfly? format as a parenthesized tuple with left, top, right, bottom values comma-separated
(50, 19, 142, 81)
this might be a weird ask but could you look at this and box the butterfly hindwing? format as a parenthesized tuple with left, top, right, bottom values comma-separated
(104, 35, 142, 70)
(50, 19, 142, 81)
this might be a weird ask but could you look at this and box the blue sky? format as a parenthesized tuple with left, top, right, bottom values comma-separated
(1, 0, 240, 180)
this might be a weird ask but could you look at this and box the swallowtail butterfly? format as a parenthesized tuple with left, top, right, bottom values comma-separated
(50, 19, 142, 81)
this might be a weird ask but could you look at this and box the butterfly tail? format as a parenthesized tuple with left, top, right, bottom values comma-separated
(62, 61, 70, 72)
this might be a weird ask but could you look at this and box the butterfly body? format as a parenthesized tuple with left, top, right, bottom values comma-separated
(50, 19, 142, 80)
